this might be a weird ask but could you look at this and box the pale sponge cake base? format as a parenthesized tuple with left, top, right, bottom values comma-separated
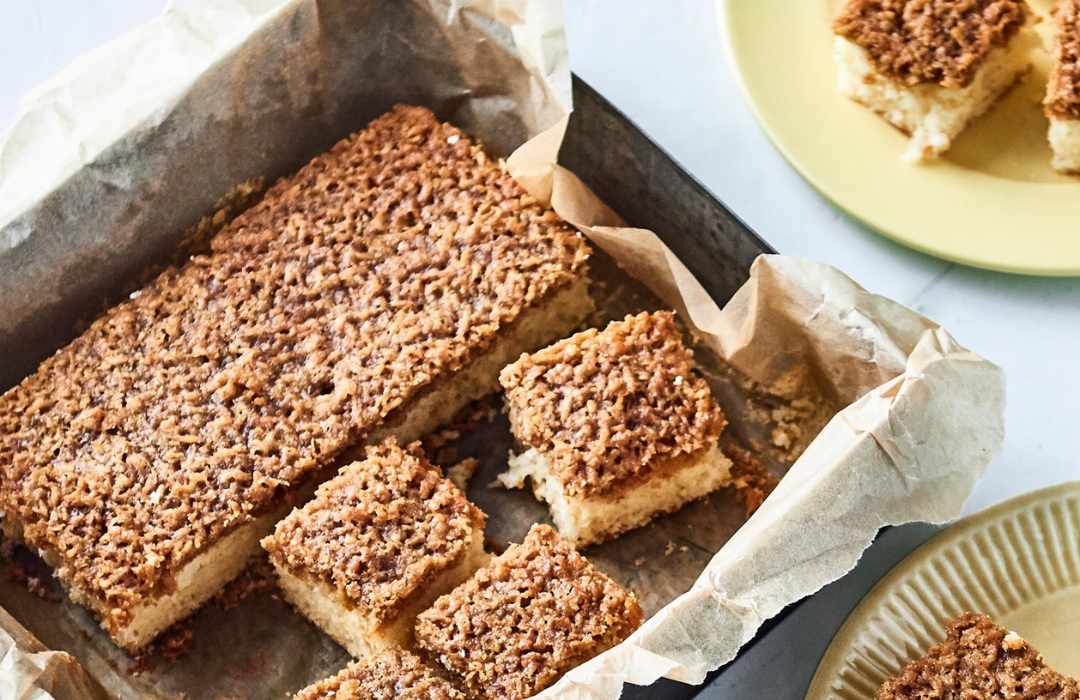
(273, 530, 487, 659)
(1049, 118, 1080, 173)
(499, 444, 732, 548)
(3, 278, 588, 653)
(2, 513, 277, 652)
(114, 508, 282, 651)
(834, 33, 1032, 162)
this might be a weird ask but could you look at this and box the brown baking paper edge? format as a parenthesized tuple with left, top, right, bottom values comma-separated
(0, 610, 106, 700)
(0, 1, 1004, 697)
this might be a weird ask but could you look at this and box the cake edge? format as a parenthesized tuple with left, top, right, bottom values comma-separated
(499, 442, 732, 548)
(272, 526, 487, 659)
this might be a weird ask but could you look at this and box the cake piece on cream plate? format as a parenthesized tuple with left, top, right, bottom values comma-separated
(877, 613, 1079, 699)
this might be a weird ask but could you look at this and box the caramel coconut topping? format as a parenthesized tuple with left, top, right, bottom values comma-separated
(834, 0, 1028, 88)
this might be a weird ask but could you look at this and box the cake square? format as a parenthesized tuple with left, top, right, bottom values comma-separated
(414, 524, 643, 700)
(833, 0, 1033, 161)
(294, 649, 465, 700)
(496, 311, 731, 547)
(262, 441, 486, 659)
(877, 613, 1080, 699)
(0, 104, 590, 651)
(1047, 0, 1080, 173)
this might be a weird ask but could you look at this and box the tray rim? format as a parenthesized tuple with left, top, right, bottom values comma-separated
(568, 75, 776, 260)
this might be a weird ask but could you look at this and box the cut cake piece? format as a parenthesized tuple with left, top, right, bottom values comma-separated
(294, 648, 465, 700)
(877, 612, 1080, 699)
(415, 524, 643, 700)
(262, 441, 486, 659)
(833, 0, 1034, 161)
(0, 104, 590, 652)
(497, 311, 731, 548)
(1047, 0, 1080, 173)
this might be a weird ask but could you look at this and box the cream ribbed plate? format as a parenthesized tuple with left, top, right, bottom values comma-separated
(807, 482, 1080, 700)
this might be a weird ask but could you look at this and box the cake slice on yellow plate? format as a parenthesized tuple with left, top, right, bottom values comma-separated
(1047, 0, 1080, 173)
(833, 0, 1035, 162)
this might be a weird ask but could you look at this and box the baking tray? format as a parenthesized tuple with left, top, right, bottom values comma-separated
(0, 75, 781, 697)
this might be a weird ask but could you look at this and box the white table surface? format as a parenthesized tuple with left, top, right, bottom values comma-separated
(0, 1, 1075, 516)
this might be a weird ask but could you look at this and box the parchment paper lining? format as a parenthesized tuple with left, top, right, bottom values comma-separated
(0, 1, 1004, 698)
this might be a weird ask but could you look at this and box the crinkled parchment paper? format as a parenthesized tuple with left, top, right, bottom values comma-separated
(0, 1, 1003, 698)
(0, 609, 106, 700)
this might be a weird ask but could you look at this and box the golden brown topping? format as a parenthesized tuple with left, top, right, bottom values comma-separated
(294, 649, 465, 700)
(1048, 0, 1080, 118)
(415, 524, 643, 700)
(834, 0, 1028, 88)
(0, 105, 588, 625)
(877, 613, 1080, 699)
(262, 441, 484, 621)
(499, 311, 725, 497)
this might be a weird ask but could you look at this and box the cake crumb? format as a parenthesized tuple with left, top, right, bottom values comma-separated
(130, 622, 196, 673)
(158, 626, 194, 662)
(1002, 630, 1026, 651)
(447, 458, 479, 491)
(425, 428, 461, 451)
(664, 541, 676, 557)
(721, 437, 780, 517)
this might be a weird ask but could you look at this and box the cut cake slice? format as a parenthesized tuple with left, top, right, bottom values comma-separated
(833, 0, 1034, 161)
(415, 524, 643, 700)
(262, 441, 486, 659)
(497, 311, 731, 547)
(294, 648, 465, 700)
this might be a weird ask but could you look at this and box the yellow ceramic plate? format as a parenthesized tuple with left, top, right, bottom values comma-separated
(723, 0, 1080, 276)
(806, 482, 1080, 700)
